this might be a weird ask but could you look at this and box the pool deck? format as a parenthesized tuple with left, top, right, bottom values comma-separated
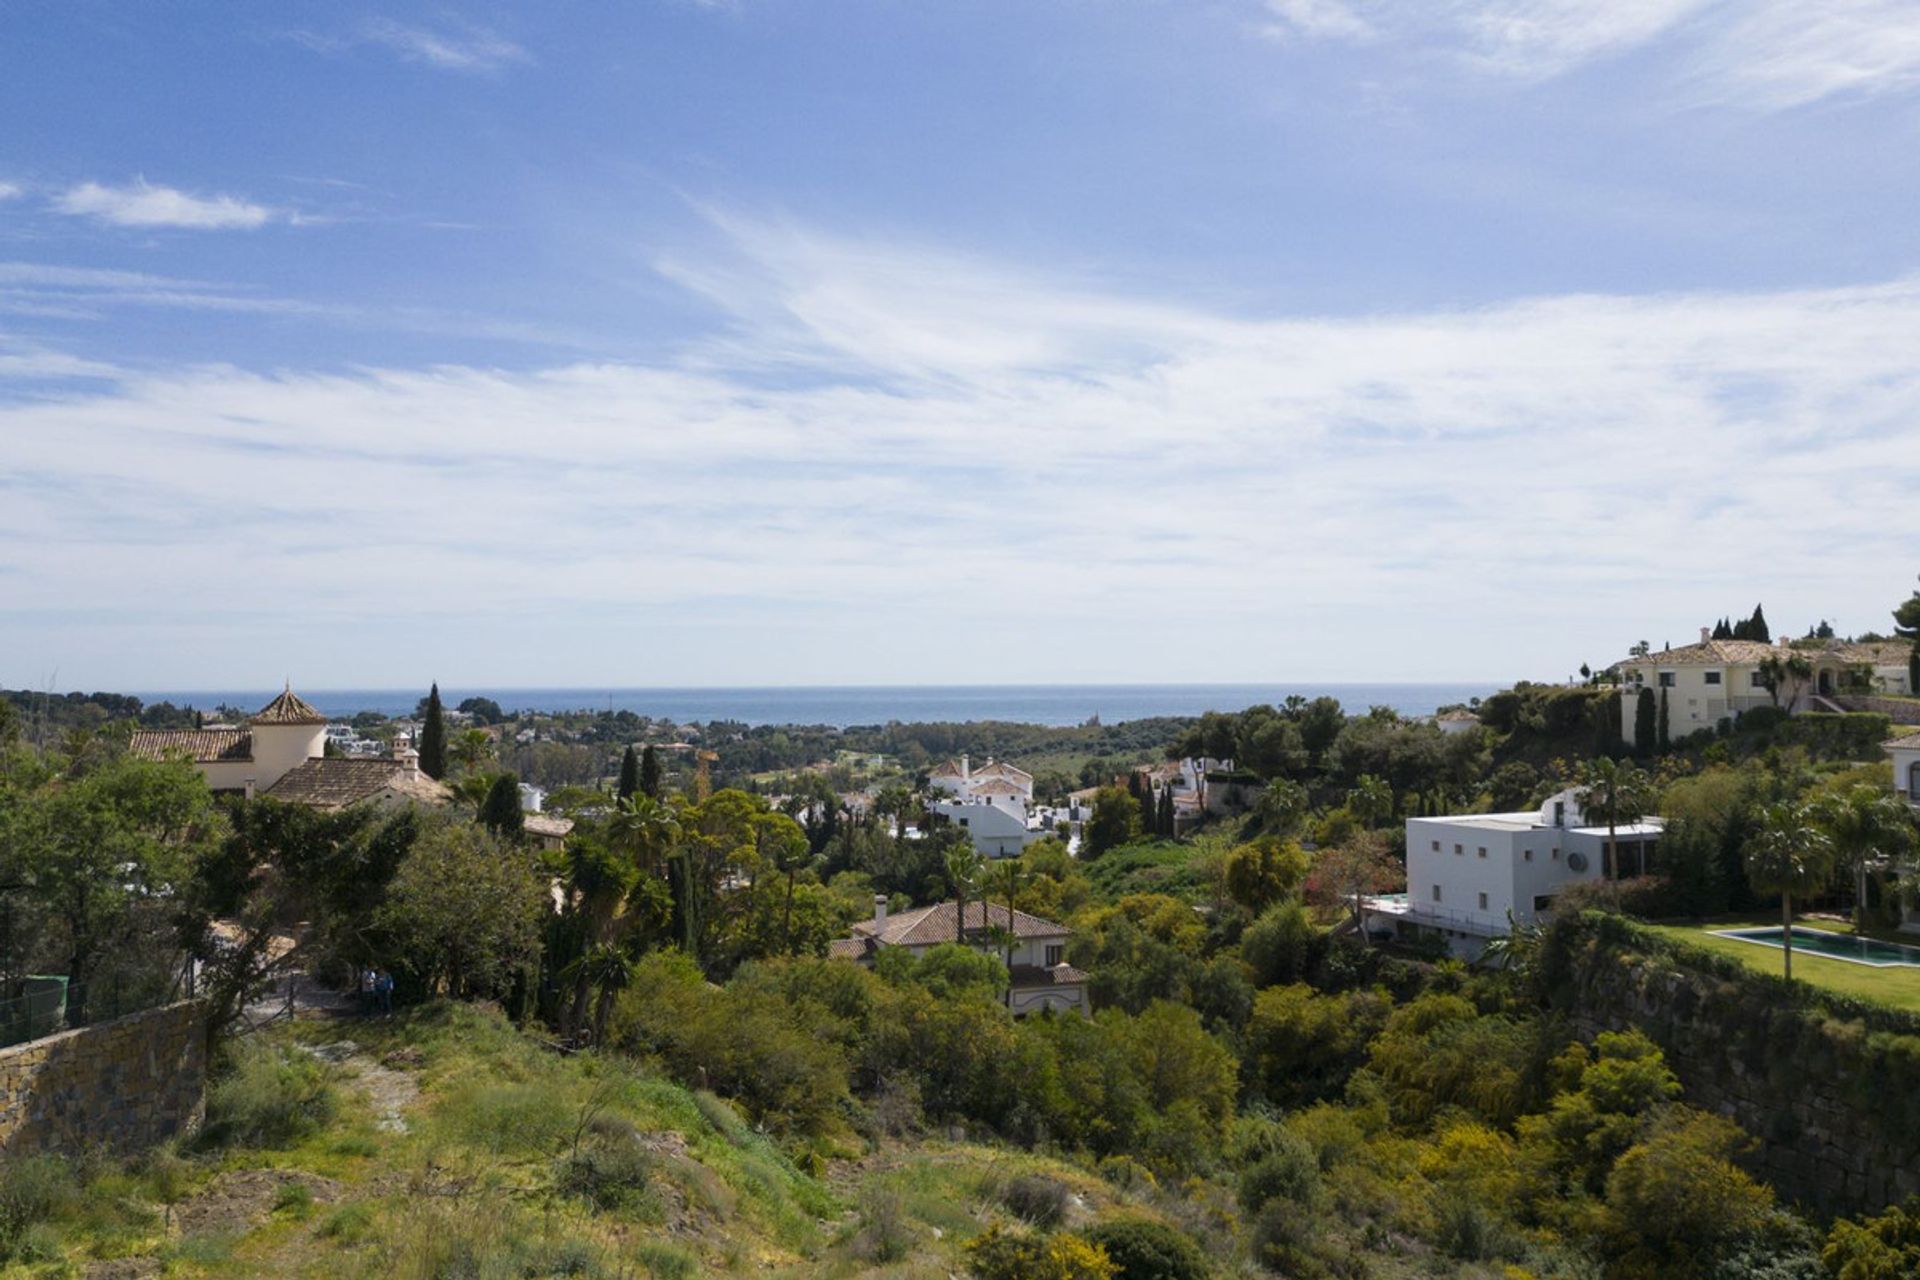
(1711, 925, 1920, 968)
(1646, 915, 1920, 1014)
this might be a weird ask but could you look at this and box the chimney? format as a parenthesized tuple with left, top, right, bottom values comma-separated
(961, 753, 970, 780)
(394, 741, 421, 777)
(244, 776, 256, 801)
(1700, 626, 1711, 644)
(873, 894, 888, 928)
(1778, 635, 1791, 650)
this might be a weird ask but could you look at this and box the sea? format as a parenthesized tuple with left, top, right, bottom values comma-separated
(130, 683, 1497, 729)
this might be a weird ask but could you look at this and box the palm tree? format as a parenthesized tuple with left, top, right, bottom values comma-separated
(449, 727, 494, 774)
(609, 794, 680, 879)
(1577, 757, 1655, 881)
(944, 843, 986, 945)
(1258, 778, 1310, 837)
(1348, 774, 1394, 829)
(1746, 802, 1836, 981)
(989, 858, 1028, 984)
(1815, 784, 1917, 931)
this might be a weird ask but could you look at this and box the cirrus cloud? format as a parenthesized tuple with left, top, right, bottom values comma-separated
(54, 180, 276, 230)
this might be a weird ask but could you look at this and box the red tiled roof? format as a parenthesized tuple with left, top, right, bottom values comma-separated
(851, 900, 1069, 948)
(1009, 963, 1088, 989)
(129, 728, 252, 764)
(264, 759, 451, 810)
(252, 687, 328, 726)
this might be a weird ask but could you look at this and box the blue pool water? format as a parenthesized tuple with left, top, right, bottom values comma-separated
(1716, 927, 1920, 968)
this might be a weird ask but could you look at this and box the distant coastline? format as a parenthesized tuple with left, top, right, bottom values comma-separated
(127, 682, 1500, 729)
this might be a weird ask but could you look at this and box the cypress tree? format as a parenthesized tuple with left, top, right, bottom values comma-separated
(1634, 687, 1657, 754)
(1657, 686, 1671, 752)
(1748, 604, 1770, 643)
(1158, 787, 1175, 837)
(616, 745, 640, 801)
(640, 744, 662, 798)
(481, 772, 524, 841)
(1910, 643, 1920, 697)
(419, 683, 448, 781)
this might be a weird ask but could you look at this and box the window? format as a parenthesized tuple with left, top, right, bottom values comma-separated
(1478, 892, 1489, 910)
(1750, 671, 1769, 689)
(1431, 840, 1440, 851)
(1658, 671, 1676, 687)
(1432, 885, 1443, 902)
(1523, 849, 1534, 862)
(1045, 944, 1063, 967)
(1454, 843, 1463, 855)
(1477, 847, 1487, 858)
(1704, 671, 1722, 685)
(1533, 894, 1556, 912)
(1551, 849, 1561, 860)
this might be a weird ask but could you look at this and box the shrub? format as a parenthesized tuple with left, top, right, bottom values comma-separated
(967, 1226, 1118, 1280)
(1003, 1173, 1071, 1227)
(435, 1082, 573, 1156)
(1083, 1217, 1212, 1280)
(1238, 1132, 1321, 1213)
(272, 1180, 315, 1218)
(319, 1202, 375, 1242)
(851, 1187, 912, 1263)
(556, 1138, 657, 1211)
(199, 1043, 336, 1149)
(1247, 1201, 1322, 1278)
(0, 1156, 77, 1261)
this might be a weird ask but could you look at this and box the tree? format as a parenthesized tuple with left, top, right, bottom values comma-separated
(639, 744, 662, 798)
(1313, 831, 1398, 938)
(419, 683, 447, 781)
(457, 696, 504, 725)
(1895, 573, 1920, 695)
(449, 727, 494, 774)
(378, 818, 544, 999)
(945, 842, 986, 944)
(1577, 757, 1655, 882)
(1633, 687, 1656, 754)
(1224, 837, 1309, 915)
(1083, 786, 1142, 859)
(616, 746, 640, 802)
(1347, 774, 1393, 828)
(988, 858, 1029, 991)
(1656, 686, 1671, 752)
(1815, 784, 1917, 931)
(1256, 778, 1310, 837)
(1745, 802, 1835, 980)
(479, 772, 525, 842)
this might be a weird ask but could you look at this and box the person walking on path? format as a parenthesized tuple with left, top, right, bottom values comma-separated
(374, 969, 394, 1016)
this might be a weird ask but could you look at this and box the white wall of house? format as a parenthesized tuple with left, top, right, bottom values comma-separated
(1893, 743, 1920, 806)
(932, 799, 1033, 857)
(251, 722, 326, 791)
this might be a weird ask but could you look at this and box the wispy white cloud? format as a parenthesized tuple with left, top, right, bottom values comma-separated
(0, 182, 22, 202)
(54, 180, 275, 230)
(1259, 0, 1920, 109)
(2, 219, 1915, 685)
(356, 19, 528, 72)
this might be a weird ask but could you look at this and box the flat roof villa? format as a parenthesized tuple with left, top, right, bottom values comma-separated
(1366, 787, 1662, 960)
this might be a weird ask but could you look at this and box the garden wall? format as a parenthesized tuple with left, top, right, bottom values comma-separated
(1832, 695, 1920, 726)
(0, 999, 208, 1156)
(1543, 914, 1920, 1218)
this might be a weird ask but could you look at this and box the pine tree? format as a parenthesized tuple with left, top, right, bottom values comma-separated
(640, 744, 662, 798)
(1748, 603, 1770, 643)
(1634, 687, 1657, 754)
(1657, 686, 1671, 752)
(481, 772, 524, 841)
(616, 745, 640, 801)
(419, 683, 448, 781)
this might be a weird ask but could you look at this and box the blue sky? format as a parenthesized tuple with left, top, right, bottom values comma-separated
(4, 1, 1919, 690)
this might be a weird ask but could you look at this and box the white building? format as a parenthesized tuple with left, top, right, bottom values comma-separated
(830, 896, 1088, 1015)
(931, 796, 1035, 858)
(1891, 731, 1920, 809)
(929, 755, 1034, 803)
(1365, 788, 1663, 959)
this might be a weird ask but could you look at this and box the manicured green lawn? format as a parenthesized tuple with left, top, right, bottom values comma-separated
(1644, 914, 1920, 1014)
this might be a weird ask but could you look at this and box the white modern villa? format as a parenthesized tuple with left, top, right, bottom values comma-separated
(1365, 787, 1662, 959)
(1616, 632, 1914, 747)
(830, 896, 1089, 1014)
(130, 686, 450, 811)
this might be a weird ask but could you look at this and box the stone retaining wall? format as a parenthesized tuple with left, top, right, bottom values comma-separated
(1833, 694, 1920, 725)
(0, 999, 208, 1156)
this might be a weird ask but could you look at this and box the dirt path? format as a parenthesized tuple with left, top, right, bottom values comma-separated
(304, 1039, 421, 1133)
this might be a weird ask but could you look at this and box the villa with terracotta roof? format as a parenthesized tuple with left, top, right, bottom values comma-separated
(130, 686, 451, 812)
(1615, 631, 1916, 747)
(928, 754, 1040, 857)
(830, 896, 1088, 1015)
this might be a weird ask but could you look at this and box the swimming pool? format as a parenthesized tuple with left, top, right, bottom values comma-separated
(1714, 926, 1920, 968)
